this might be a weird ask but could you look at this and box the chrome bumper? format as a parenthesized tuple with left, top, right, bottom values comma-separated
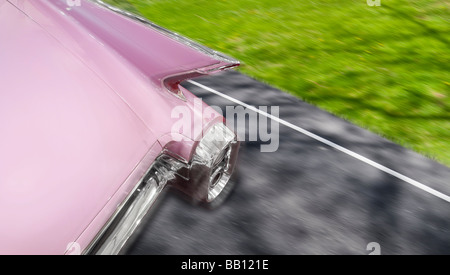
(83, 123, 239, 255)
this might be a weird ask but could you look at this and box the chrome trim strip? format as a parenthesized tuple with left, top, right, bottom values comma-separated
(91, 178, 163, 255)
(83, 153, 186, 255)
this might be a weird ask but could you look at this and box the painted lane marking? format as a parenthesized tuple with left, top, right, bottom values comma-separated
(188, 80, 450, 203)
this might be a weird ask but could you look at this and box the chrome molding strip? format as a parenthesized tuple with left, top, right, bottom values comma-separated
(82, 153, 186, 255)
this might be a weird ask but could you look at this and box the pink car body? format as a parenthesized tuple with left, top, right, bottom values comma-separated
(0, 0, 239, 254)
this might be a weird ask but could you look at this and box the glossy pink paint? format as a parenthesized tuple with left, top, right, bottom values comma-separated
(0, 0, 238, 254)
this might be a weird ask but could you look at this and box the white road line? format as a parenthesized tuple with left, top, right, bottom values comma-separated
(188, 80, 450, 204)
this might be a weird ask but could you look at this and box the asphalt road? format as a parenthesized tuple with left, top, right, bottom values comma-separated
(126, 71, 450, 255)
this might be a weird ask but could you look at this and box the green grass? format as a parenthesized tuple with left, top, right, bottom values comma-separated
(105, 0, 450, 166)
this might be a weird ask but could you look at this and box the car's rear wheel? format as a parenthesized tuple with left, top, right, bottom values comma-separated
(170, 123, 240, 206)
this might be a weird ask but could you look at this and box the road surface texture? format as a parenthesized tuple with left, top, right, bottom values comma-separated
(126, 71, 450, 255)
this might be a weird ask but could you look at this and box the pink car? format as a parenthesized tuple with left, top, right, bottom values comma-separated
(0, 0, 240, 254)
